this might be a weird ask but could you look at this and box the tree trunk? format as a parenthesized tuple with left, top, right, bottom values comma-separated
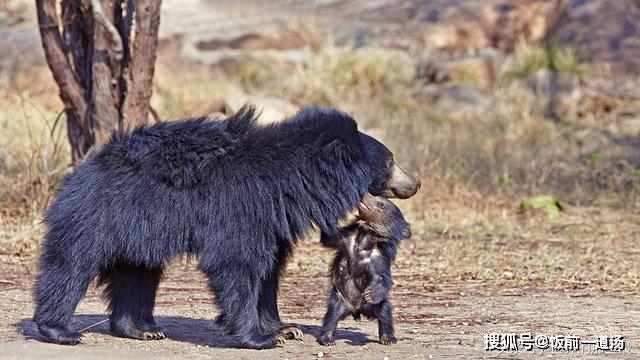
(121, 0, 161, 129)
(35, 0, 162, 164)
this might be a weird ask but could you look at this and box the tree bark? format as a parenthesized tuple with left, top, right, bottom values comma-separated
(89, 0, 121, 145)
(121, 0, 161, 129)
(36, 0, 162, 164)
(36, 0, 93, 163)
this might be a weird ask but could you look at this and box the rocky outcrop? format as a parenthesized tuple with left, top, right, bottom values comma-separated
(414, 84, 490, 119)
(417, 0, 570, 54)
(158, 0, 570, 68)
(554, 0, 640, 78)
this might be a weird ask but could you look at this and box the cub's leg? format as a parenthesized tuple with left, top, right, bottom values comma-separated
(318, 288, 351, 346)
(375, 299, 396, 345)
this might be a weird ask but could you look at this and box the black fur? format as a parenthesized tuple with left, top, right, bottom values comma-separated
(33, 106, 404, 349)
(318, 194, 410, 346)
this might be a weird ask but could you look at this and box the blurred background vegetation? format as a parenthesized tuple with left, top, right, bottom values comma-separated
(0, 0, 639, 289)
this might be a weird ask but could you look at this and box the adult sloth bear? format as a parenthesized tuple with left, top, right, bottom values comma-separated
(33, 106, 420, 349)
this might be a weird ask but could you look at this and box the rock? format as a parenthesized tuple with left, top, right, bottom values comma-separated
(193, 27, 319, 69)
(490, 0, 570, 52)
(196, 29, 308, 52)
(418, 0, 570, 54)
(554, 0, 640, 78)
(0, 0, 35, 27)
(415, 84, 490, 119)
(527, 69, 580, 95)
(417, 49, 506, 89)
(159, 0, 570, 66)
(526, 68, 582, 118)
(0, 11, 8, 27)
(0, 27, 45, 84)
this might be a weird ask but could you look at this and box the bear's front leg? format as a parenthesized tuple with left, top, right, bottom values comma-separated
(204, 265, 285, 349)
(258, 265, 303, 340)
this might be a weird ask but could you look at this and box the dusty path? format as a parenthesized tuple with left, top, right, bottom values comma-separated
(1, 242, 639, 359)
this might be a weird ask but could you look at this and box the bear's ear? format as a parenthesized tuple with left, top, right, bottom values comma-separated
(321, 139, 352, 163)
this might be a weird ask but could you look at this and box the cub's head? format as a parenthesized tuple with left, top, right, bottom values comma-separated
(359, 133, 421, 199)
(356, 193, 411, 241)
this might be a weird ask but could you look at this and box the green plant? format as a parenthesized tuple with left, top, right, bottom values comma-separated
(586, 152, 603, 167)
(519, 195, 563, 218)
(502, 41, 587, 79)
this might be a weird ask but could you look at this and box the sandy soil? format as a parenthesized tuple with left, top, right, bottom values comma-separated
(1, 242, 638, 360)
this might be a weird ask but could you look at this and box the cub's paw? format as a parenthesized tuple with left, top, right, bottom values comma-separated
(363, 287, 374, 304)
(379, 334, 397, 345)
(364, 284, 389, 305)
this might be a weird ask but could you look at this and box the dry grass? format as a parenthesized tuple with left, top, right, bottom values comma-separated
(0, 73, 68, 257)
(252, 43, 639, 208)
(502, 41, 590, 79)
(0, 86, 68, 215)
(399, 183, 639, 292)
(383, 81, 639, 205)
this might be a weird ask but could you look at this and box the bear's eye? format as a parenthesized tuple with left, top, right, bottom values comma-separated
(378, 201, 386, 209)
(386, 158, 394, 170)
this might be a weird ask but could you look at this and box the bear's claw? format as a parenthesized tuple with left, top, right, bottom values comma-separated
(279, 326, 303, 340)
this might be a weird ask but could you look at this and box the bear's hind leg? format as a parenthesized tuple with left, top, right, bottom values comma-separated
(206, 267, 285, 349)
(98, 264, 164, 340)
(34, 254, 97, 345)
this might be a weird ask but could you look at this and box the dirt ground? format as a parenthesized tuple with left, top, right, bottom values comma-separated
(1, 238, 638, 360)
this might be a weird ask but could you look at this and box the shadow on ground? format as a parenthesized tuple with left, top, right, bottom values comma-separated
(16, 315, 376, 348)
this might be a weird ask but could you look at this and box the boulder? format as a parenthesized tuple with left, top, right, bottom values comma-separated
(418, 0, 570, 54)
(526, 68, 582, 119)
(414, 84, 490, 119)
(554, 0, 640, 78)
(417, 49, 506, 89)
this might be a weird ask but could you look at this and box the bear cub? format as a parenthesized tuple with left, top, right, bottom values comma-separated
(318, 193, 411, 346)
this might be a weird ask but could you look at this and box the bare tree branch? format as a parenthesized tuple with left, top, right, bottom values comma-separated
(148, 105, 161, 123)
(90, 0, 121, 146)
(37, 0, 162, 163)
(36, 0, 92, 162)
(90, 0, 123, 62)
(61, 0, 92, 92)
(121, 0, 162, 128)
(36, 0, 88, 122)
